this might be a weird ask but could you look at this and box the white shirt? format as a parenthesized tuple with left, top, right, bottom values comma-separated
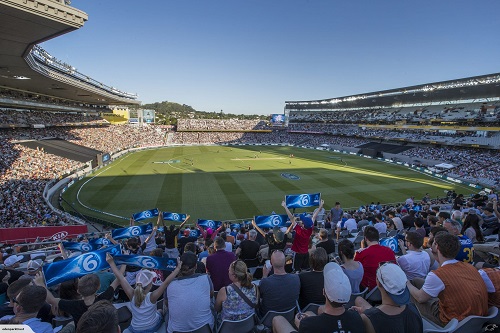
(397, 250, 430, 280)
(479, 269, 496, 293)
(392, 217, 404, 230)
(344, 218, 358, 232)
(374, 221, 387, 234)
(422, 259, 458, 297)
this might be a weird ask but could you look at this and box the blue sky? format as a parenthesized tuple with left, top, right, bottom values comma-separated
(41, 1, 500, 115)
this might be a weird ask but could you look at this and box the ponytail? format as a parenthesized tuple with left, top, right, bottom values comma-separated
(134, 283, 146, 308)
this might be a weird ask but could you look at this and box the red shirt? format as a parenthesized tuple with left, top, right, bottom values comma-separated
(291, 225, 312, 254)
(354, 244, 396, 289)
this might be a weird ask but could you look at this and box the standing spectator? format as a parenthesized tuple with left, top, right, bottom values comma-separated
(252, 220, 292, 260)
(206, 237, 236, 291)
(259, 250, 300, 317)
(354, 226, 396, 290)
(407, 232, 488, 327)
(283, 199, 324, 272)
(396, 232, 430, 280)
(298, 247, 328, 308)
(329, 202, 343, 228)
(162, 215, 189, 259)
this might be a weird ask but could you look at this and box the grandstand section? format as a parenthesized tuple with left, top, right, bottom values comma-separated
(19, 138, 102, 164)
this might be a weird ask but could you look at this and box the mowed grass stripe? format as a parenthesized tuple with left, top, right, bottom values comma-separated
(213, 173, 259, 217)
(157, 174, 183, 211)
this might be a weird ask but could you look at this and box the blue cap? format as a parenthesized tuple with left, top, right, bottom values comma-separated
(299, 213, 313, 229)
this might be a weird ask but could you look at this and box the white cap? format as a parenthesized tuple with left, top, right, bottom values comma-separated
(3, 255, 23, 267)
(136, 270, 157, 286)
(323, 262, 351, 303)
(376, 263, 410, 305)
(27, 259, 43, 271)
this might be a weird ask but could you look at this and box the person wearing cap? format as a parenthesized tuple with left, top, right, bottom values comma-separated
(251, 220, 292, 260)
(273, 262, 365, 333)
(165, 251, 214, 333)
(354, 226, 396, 290)
(283, 199, 324, 272)
(407, 232, 488, 327)
(0, 255, 25, 285)
(352, 262, 423, 333)
(106, 253, 181, 333)
(19, 259, 44, 281)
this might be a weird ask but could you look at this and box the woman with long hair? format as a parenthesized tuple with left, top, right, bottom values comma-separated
(461, 213, 484, 243)
(215, 260, 259, 322)
(106, 253, 181, 333)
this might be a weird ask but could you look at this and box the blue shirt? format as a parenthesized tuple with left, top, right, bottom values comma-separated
(23, 317, 53, 333)
(456, 234, 474, 263)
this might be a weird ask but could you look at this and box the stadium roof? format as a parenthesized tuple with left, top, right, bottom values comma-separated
(0, 0, 139, 106)
(285, 72, 500, 110)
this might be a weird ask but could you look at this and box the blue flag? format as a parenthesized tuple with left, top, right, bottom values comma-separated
(113, 255, 177, 271)
(188, 229, 201, 238)
(112, 223, 153, 240)
(285, 193, 321, 208)
(197, 219, 222, 230)
(132, 209, 159, 222)
(62, 242, 97, 252)
(88, 238, 112, 246)
(254, 215, 290, 228)
(43, 245, 121, 287)
(380, 237, 399, 253)
(162, 212, 187, 222)
(230, 223, 241, 230)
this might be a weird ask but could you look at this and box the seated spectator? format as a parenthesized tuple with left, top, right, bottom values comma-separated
(479, 267, 500, 308)
(165, 251, 214, 333)
(235, 229, 261, 267)
(387, 211, 404, 231)
(373, 214, 387, 235)
(315, 229, 335, 256)
(11, 285, 53, 333)
(183, 243, 206, 274)
(206, 237, 236, 291)
(215, 260, 258, 322)
(407, 232, 488, 327)
(354, 226, 396, 290)
(34, 271, 119, 327)
(460, 213, 484, 243)
(259, 250, 300, 317)
(19, 259, 43, 281)
(338, 239, 364, 293)
(273, 262, 364, 333)
(106, 253, 181, 333)
(353, 263, 423, 333)
(402, 210, 417, 229)
(413, 218, 426, 238)
(396, 232, 430, 280)
(298, 247, 328, 308)
(481, 206, 499, 236)
(0, 255, 25, 284)
(0, 279, 31, 320)
(443, 219, 474, 263)
(76, 300, 120, 333)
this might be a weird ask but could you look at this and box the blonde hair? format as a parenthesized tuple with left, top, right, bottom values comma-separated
(133, 283, 146, 308)
(230, 260, 253, 288)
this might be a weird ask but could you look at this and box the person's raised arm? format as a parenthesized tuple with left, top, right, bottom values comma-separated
(151, 258, 182, 303)
(142, 226, 158, 245)
(311, 199, 324, 222)
(58, 241, 68, 259)
(130, 217, 134, 226)
(196, 222, 207, 239)
(106, 253, 134, 300)
(33, 272, 60, 310)
(179, 215, 190, 229)
(282, 200, 295, 222)
(109, 264, 126, 290)
(105, 233, 118, 245)
(493, 199, 500, 219)
(251, 219, 266, 237)
(212, 224, 224, 240)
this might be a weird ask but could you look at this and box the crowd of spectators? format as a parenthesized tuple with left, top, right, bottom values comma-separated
(176, 119, 270, 131)
(0, 109, 106, 127)
(1, 190, 499, 332)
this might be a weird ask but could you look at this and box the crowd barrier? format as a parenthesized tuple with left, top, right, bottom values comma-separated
(0, 225, 89, 244)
